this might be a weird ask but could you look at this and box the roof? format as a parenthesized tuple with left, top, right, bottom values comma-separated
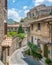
(30, 15, 52, 24)
(39, 40, 52, 46)
(1, 37, 12, 47)
(22, 16, 52, 26)
(21, 17, 35, 27)
(7, 24, 19, 27)
(27, 4, 46, 13)
(27, 4, 52, 14)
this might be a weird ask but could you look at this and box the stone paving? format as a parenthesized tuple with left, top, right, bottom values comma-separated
(9, 46, 42, 65)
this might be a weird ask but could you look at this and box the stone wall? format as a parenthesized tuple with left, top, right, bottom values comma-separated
(48, 46, 52, 60)
(0, 0, 7, 60)
(28, 18, 52, 60)
(10, 37, 19, 56)
(1, 36, 19, 63)
(27, 4, 52, 19)
(29, 22, 50, 44)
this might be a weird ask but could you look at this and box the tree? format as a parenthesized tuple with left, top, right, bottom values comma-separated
(20, 18, 24, 22)
(18, 25, 24, 34)
(49, 12, 52, 15)
(18, 25, 25, 47)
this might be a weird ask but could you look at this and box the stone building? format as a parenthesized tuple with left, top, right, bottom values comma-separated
(27, 4, 52, 19)
(0, 0, 7, 60)
(28, 16, 52, 60)
(1, 36, 19, 63)
(7, 23, 19, 32)
(23, 4, 52, 60)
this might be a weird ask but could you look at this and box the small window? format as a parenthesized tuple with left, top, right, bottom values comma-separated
(31, 24, 33, 30)
(32, 13, 34, 17)
(38, 23, 41, 30)
(37, 39, 40, 47)
(31, 36, 33, 43)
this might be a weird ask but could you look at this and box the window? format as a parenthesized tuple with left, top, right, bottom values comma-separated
(31, 24, 33, 30)
(31, 36, 33, 43)
(37, 39, 40, 47)
(32, 13, 34, 17)
(27, 13, 31, 18)
(38, 23, 41, 30)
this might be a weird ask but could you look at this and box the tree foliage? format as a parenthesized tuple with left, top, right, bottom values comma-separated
(28, 42, 42, 59)
(20, 18, 24, 22)
(17, 33, 25, 39)
(18, 25, 24, 34)
(49, 12, 52, 15)
(45, 58, 52, 64)
(7, 31, 17, 37)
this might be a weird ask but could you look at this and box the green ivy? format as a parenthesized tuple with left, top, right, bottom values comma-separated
(28, 42, 42, 59)
(45, 58, 52, 64)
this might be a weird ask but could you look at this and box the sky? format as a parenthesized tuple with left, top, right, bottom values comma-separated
(8, 0, 52, 22)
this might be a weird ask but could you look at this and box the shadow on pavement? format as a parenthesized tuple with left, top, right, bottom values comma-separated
(22, 55, 42, 65)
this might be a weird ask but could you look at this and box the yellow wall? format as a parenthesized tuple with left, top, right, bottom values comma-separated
(30, 22, 50, 42)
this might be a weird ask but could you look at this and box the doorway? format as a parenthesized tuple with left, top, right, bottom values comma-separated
(44, 45, 48, 58)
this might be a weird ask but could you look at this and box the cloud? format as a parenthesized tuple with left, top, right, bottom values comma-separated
(23, 6, 28, 10)
(24, 10, 29, 16)
(23, 5, 29, 16)
(24, 10, 29, 14)
(48, 0, 52, 2)
(33, 0, 44, 6)
(18, 10, 22, 13)
(8, 8, 21, 22)
(13, 0, 15, 3)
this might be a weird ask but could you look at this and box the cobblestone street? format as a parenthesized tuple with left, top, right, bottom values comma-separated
(9, 46, 42, 65)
